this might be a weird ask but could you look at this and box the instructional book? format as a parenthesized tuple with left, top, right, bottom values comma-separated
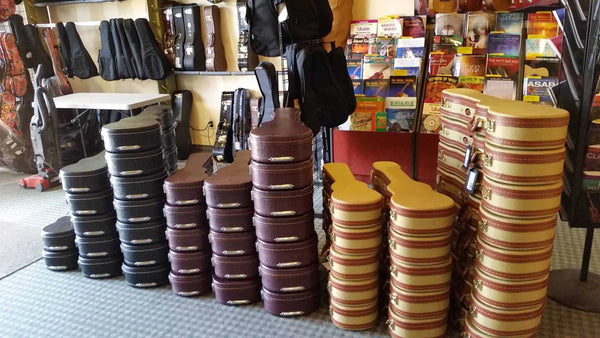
(525, 38, 560, 59)
(523, 77, 559, 105)
(428, 53, 455, 77)
(458, 76, 485, 92)
(496, 12, 524, 35)
(487, 33, 521, 57)
(377, 17, 403, 37)
(348, 97, 385, 131)
(392, 57, 422, 76)
(352, 80, 364, 95)
(524, 57, 560, 78)
(371, 37, 396, 58)
(465, 12, 492, 51)
(347, 59, 363, 80)
(484, 78, 517, 100)
(363, 55, 392, 79)
(387, 109, 415, 132)
(435, 13, 466, 36)
(453, 54, 487, 77)
(402, 16, 426, 38)
(432, 35, 464, 54)
(422, 76, 459, 133)
(389, 76, 417, 97)
(486, 56, 520, 79)
(350, 20, 378, 36)
(346, 35, 370, 59)
(364, 79, 390, 98)
(527, 12, 558, 38)
(396, 37, 425, 58)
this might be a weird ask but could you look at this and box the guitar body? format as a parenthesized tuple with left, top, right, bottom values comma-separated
(459, 0, 482, 11)
(485, 0, 511, 11)
(431, 0, 458, 13)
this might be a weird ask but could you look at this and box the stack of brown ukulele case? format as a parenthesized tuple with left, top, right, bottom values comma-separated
(102, 106, 177, 288)
(204, 150, 261, 305)
(248, 108, 320, 317)
(372, 162, 454, 337)
(323, 163, 384, 330)
(436, 88, 568, 336)
(163, 153, 212, 297)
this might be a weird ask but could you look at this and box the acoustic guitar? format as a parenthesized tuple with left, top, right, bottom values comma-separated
(485, 0, 511, 11)
(459, 0, 482, 12)
(431, 0, 458, 13)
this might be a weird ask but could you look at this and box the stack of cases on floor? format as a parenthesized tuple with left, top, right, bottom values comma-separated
(371, 162, 454, 337)
(204, 150, 261, 305)
(101, 106, 177, 288)
(163, 152, 213, 297)
(325, 166, 383, 331)
(248, 108, 319, 317)
(41, 216, 78, 272)
(435, 89, 489, 328)
(438, 89, 569, 337)
(59, 151, 122, 278)
(321, 163, 355, 260)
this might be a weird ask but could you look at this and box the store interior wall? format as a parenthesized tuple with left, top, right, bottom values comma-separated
(45, 0, 413, 146)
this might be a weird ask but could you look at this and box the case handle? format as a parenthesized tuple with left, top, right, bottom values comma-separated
(135, 282, 158, 288)
(128, 217, 151, 222)
(178, 291, 200, 297)
(277, 261, 301, 268)
(83, 231, 105, 236)
(176, 199, 199, 205)
(116, 145, 141, 151)
(222, 250, 245, 256)
(89, 273, 111, 278)
(120, 170, 143, 176)
(280, 286, 305, 292)
(279, 311, 304, 317)
(134, 260, 157, 266)
(176, 246, 199, 251)
(274, 236, 299, 242)
(130, 239, 153, 244)
(217, 202, 241, 208)
(227, 300, 250, 305)
(178, 268, 201, 274)
(224, 274, 247, 279)
(126, 193, 149, 199)
(271, 211, 296, 217)
(268, 156, 295, 162)
(68, 187, 90, 193)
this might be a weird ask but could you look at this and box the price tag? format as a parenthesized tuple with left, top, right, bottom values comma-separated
(458, 47, 473, 55)
(463, 145, 473, 170)
(523, 95, 541, 102)
(465, 169, 479, 194)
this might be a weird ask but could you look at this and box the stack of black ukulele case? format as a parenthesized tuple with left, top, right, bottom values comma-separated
(162, 1, 258, 72)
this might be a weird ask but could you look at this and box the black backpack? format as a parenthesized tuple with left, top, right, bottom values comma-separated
(248, 0, 333, 57)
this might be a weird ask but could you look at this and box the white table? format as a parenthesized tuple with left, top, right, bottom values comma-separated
(53, 92, 171, 111)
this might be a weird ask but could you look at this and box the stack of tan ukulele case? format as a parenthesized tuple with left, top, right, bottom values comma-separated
(436, 88, 569, 337)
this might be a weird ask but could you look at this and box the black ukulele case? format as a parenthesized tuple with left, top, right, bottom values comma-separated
(59, 151, 109, 194)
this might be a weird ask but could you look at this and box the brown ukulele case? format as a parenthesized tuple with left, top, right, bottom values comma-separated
(59, 151, 109, 194)
(212, 276, 261, 305)
(165, 227, 210, 252)
(163, 152, 212, 206)
(209, 230, 256, 256)
(249, 159, 313, 190)
(248, 108, 313, 164)
(260, 262, 319, 293)
(253, 211, 314, 243)
(256, 235, 318, 269)
(204, 166, 252, 209)
(252, 185, 313, 217)
(329, 298, 378, 331)
(386, 307, 447, 338)
(482, 141, 566, 185)
(116, 220, 167, 246)
(212, 253, 259, 280)
(207, 206, 254, 233)
(113, 196, 166, 223)
(262, 288, 320, 317)
(163, 204, 207, 230)
(472, 266, 549, 309)
(168, 250, 211, 275)
(328, 273, 378, 305)
(169, 272, 212, 297)
(111, 170, 167, 200)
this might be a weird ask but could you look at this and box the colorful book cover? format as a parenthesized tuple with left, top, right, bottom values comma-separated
(524, 57, 560, 78)
(371, 37, 397, 58)
(363, 55, 392, 80)
(350, 20, 379, 36)
(377, 17, 403, 37)
(352, 80, 364, 95)
(392, 57, 421, 76)
(386, 109, 415, 132)
(523, 77, 559, 105)
(428, 53, 455, 77)
(346, 35, 370, 59)
(375, 111, 388, 132)
(453, 54, 487, 77)
(525, 38, 559, 59)
(389, 76, 417, 97)
(396, 37, 425, 58)
(350, 97, 385, 131)
(402, 16, 426, 38)
(487, 33, 521, 57)
(422, 76, 459, 133)
(496, 12, 524, 35)
(486, 56, 520, 79)
(364, 79, 390, 98)
(435, 13, 466, 36)
(347, 59, 363, 80)
(484, 78, 517, 100)
(458, 76, 485, 92)
(527, 12, 558, 38)
(432, 35, 464, 54)
(465, 12, 491, 51)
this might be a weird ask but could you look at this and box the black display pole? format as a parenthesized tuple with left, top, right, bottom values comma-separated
(547, 0, 600, 313)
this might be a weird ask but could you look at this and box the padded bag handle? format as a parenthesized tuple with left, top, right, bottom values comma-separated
(98, 20, 118, 81)
(135, 18, 170, 80)
(123, 19, 146, 80)
(65, 22, 98, 79)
